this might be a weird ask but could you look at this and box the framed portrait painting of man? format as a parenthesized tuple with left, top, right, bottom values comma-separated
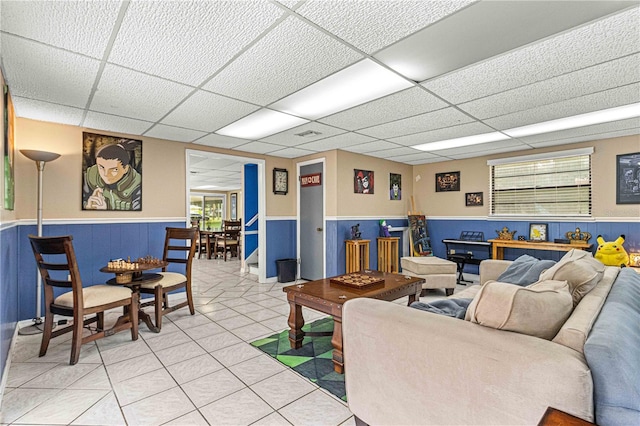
(82, 132, 143, 211)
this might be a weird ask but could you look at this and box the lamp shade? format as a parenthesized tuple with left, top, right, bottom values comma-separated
(20, 149, 60, 163)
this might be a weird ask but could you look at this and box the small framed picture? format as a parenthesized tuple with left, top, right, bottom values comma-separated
(435, 171, 460, 192)
(465, 192, 483, 206)
(616, 152, 640, 204)
(529, 223, 548, 242)
(354, 169, 374, 194)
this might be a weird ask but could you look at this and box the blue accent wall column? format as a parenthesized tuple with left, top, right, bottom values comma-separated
(244, 164, 258, 258)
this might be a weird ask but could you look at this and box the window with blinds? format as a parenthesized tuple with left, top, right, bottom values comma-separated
(490, 150, 592, 216)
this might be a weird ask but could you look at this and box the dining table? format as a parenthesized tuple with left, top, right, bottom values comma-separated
(101, 259, 168, 333)
(199, 230, 222, 259)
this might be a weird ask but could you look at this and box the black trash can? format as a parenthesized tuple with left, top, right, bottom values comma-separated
(276, 259, 297, 283)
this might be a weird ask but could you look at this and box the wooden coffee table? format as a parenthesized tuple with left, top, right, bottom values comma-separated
(283, 270, 425, 374)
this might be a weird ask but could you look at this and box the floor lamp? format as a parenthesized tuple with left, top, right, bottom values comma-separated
(18, 149, 61, 335)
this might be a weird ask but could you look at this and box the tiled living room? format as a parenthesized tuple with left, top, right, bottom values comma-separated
(2, 257, 473, 425)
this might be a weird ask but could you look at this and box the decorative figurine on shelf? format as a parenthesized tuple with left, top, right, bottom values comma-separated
(594, 234, 629, 267)
(566, 227, 592, 244)
(379, 220, 391, 237)
(496, 226, 517, 240)
(518, 235, 526, 241)
(351, 224, 362, 240)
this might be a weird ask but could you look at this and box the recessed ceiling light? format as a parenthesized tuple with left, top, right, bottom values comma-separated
(271, 59, 413, 120)
(504, 103, 640, 138)
(412, 132, 510, 151)
(216, 109, 309, 140)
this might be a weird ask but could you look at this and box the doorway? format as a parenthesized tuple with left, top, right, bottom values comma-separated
(298, 159, 325, 280)
(186, 150, 266, 283)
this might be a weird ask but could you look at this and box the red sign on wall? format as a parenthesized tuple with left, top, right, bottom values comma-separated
(300, 173, 322, 187)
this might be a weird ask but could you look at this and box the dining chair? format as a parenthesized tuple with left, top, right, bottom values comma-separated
(214, 220, 241, 261)
(28, 235, 138, 365)
(139, 227, 197, 330)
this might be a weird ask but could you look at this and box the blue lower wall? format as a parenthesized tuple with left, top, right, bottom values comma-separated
(266, 219, 296, 278)
(1, 225, 18, 388)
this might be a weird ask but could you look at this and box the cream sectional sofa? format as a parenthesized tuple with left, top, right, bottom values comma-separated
(343, 253, 640, 425)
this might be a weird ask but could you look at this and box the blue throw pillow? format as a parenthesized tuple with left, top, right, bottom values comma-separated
(496, 254, 556, 286)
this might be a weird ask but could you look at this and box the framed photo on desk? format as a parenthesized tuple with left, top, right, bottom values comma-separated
(529, 223, 548, 242)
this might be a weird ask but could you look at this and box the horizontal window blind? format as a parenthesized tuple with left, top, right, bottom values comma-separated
(490, 154, 591, 216)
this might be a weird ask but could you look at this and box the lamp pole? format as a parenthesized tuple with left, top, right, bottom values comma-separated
(18, 149, 60, 335)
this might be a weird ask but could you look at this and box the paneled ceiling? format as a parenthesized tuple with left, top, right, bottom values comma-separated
(1, 0, 639, 191)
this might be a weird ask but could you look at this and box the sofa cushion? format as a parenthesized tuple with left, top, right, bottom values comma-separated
(584, 267, 640, 426)
(496, 254, 556, 286)
(539, 249, 605, 306)
(466, 280, 573, 340)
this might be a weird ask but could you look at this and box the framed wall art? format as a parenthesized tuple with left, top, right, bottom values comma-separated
(390, 173, 401, 200)
(230, 193, 237, 220)
(616, 152, 640, 204)
(354, 169, 374, 194)
(82, 132, 142, 211)
(465, 192, 483, 206)
(529, 223, 548, 242)
(408, 214, 432, 256)
(435, 171, 460, 192)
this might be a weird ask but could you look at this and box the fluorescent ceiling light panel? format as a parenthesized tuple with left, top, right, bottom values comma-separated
(504, 103, 640, 138)
(216, 109, 309, 140)
(412, 132, 510, 151)
(270, 59, 413, 120)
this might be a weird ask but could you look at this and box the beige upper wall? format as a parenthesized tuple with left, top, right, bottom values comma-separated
(14, 118, 295, 220)
(412, 135, 640, 218)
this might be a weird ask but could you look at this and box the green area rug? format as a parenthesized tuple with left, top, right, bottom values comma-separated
(251, 317, 346, 401)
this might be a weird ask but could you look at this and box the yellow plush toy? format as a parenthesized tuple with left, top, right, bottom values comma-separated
(594, 234, 629, 267)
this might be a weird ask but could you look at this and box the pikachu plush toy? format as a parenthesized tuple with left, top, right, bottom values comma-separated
(594, 234, 629, 267)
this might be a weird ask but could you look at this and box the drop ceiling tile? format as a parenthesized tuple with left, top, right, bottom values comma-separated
(193, 134, 248, 150)
(525, 128, 640, 149)
(12, 97, 84, 127)
(385, 151, 443, 162)
(296, 0, 474, 54)
(259, 122, 346, 147)
(446, 144, 533, 160)
(368, 146, 422, 158)
(423, 6, 640, 104)
(485, 83, 640, 130)
(296, 132, 375, 151)
(268, 147, 317, 158)
(233, 142, 287, 155)
(342, 140, 401, 154)
(431, 139, 527, 157)
(0, 1, 120, 58)
(1, 35, 99, 108)
(203, 16, 362, 106)
(90, 64, 193, 122)
(108, 1, 284, 85)
(144, 124, 206, 143)
(84, 111, 153, 135)
(405, 157, 450, 165)
(516, 117, 640, 144)
(358, 107, 474, 139)
(388, 122, 497, 147)
(162, 90, 260, 133)
(319, 87, 448, 131)
(459, 54, 640, 119)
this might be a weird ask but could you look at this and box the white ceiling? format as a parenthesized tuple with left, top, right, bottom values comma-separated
(1, 0, 639, 191)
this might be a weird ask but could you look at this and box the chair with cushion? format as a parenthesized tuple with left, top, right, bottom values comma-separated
(214, 220, 241, 261)
(139, 227, 197, 330)
(28, 235, 138, 365)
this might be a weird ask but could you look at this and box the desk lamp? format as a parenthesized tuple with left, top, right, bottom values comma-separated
(18, 149, 61, 335)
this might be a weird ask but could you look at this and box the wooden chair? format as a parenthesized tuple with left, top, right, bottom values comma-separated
(215, 220, 241, 261)
(139, 227, 197, 330)
(28, 235, 138, 365)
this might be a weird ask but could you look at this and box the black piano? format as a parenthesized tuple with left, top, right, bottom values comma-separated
(442, 231, 492, 284)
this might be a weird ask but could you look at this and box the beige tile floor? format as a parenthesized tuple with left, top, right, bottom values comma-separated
(1, 258, 476, 426)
